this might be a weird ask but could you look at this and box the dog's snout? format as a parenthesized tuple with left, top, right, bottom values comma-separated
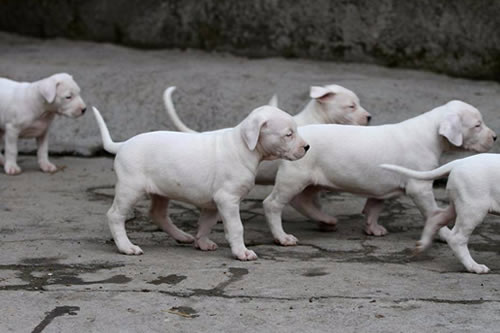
(304, 144, 310, 152)
(367, 115, 372, 123)
(81, 107, 87, 114)
(494, 135, 497, 141)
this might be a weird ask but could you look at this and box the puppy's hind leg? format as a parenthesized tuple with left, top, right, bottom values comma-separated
(195, 209, 219, 251)
(289, 186, 338, 232)
(362, 198, 387, 236)
(447, 201, 489, 274)
(150, 194, 194, 244)
(415, 202, 456, 253)
(107, 183, 145, 255)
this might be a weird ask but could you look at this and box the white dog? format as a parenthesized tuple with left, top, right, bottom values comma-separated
(164, 85, 371, 185)
(381, 154, 500, 274)
(92, 105, 309, 261)
(0, 73, 86, 175)
(262, 100, 496, 246)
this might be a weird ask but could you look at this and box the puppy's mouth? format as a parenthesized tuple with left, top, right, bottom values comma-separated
(466, 142, 494, 153)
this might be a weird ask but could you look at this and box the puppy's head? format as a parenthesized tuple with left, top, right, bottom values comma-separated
(310, 85, 371, 125)
(38, 73, 86, 117)
(438, 100, 496, 153)
(240, 106, 309, 161)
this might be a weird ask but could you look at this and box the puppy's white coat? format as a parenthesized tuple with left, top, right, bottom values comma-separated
(381, 154, 500, 274)
(262, 100, 496, 245)
(163, 85, 371, 184)
(0, 73, 86, 174)
(93, 105, 308, 260)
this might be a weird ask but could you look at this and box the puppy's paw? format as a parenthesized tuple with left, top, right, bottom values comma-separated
(413, 240, 430, 255)
(274, 234, 298, 246)
(39, 161, 58, 173)
(195, 238, 218, 251)
(469, 263, 490, 274)
(364, 224, 388, 236)
(175, 233, 195, 244)
(4, 163, 21, 175)
(119, 244, 144, 255)
(318, 221, 337, 232)
(234, 249, 258, 261)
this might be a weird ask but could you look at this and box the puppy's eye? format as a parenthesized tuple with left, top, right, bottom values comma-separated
(349, 104, 356, 109)
(475, 122, 481, 128)
(65, 95, 72, 100)
(285, 132, 293, 137)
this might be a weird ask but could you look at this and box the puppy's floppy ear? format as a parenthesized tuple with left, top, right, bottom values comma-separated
(310, 86, 335, 103)
(439, 112, 463, 146)
(39, 77, 58, 103)
(241, 111, 267, 151)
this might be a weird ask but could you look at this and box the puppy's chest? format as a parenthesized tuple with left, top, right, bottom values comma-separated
(20, 113, 55, 138)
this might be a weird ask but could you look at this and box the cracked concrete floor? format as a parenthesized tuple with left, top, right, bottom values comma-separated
(1, 156, 500, 332)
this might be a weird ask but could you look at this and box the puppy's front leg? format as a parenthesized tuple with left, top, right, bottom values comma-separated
(406, 180, 443, 251)
(4, 123, 21, 175)
(215, 193, 257, 261)
(37, 130, 57, 173)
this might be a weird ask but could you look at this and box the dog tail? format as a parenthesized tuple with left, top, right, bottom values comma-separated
(92, 107, 123, 154)
(163, 86, 197, 133)
(380, 160, 460, 181)
(268, 94, 278, 107)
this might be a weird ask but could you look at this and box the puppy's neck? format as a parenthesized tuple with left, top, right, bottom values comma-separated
(294, 100, 324, 126)
(29, 82, 58, 115)
(231, 126, 263, 172)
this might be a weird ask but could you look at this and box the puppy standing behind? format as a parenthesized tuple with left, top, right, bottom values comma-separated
(164, 85, 371, 185)
(262, 100, 496, 245)
(92, 104, 309, 261)
(0, 73, 86, 175)
(381, 154, 500, 274)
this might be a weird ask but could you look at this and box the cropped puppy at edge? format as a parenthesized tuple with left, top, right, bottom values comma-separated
(382, 154, 500, 274)
(262, 100, 495, 245)
(93, 103, 309, 261)
(0, 73, 86, 175)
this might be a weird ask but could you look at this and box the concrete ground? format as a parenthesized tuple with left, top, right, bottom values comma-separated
(1, 32, 500, 332)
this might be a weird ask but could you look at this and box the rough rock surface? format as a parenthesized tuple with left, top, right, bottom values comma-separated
(1, 0, 500, 80)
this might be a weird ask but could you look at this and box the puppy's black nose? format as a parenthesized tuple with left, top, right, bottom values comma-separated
(304, 145, 310, 152)
(367, 115, 372, 123)
(494, 135, 497, 141)
(82, 108, 87, 114)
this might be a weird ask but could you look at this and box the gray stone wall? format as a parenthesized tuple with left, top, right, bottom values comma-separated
(1, 0, 500, 80)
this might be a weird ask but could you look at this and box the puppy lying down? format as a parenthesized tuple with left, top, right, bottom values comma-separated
(382, 153, 500, 274)
(92, 105, 309, 261)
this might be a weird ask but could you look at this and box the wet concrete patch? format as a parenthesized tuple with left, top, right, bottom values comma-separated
(149, 274, 187, 286)
(32, 305, 80, 333)
(86, 185, 115, 202)
(302, 268, 329, 277)
(190, 267, 249, 297)
(0, 257, 130, 291)
(166, 306, 199, 319)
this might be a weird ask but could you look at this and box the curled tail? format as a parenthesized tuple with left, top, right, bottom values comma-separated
(380, 160, 461, 181)
(92, 107, 123, 154)
(268, 94, 278, 107)
(163, 86, 197, 133)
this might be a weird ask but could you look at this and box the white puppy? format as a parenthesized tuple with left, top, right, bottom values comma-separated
(381, 154, 500, 274)
(92, 105, 309, 260)
(263, 100, 496, 245)
(164, 85, 370, 185)
(0, 73, 86, 175)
